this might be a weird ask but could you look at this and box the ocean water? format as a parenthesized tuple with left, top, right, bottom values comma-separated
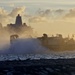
(0, 52, 75, 61)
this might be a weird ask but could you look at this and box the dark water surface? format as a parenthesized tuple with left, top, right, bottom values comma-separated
(0, 54, 75, 75)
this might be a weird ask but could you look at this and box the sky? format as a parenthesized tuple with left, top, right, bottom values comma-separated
(1, 0, 75, 12)
(0, 0, 75, 37)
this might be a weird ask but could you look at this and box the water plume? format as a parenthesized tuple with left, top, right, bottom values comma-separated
(0, 37, 48, 54)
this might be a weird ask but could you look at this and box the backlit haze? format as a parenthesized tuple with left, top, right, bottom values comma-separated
(0, 0, 75, 37)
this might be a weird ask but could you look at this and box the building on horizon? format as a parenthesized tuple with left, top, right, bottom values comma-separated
(15, 14, 22, 26)
(7, 14, 33, 34)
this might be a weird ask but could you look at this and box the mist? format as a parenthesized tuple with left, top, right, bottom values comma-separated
(0, 30, 75, 59)
(0, 7, 75, 55)
(0, 29, 49, 54)
(0, 39, 49, 54)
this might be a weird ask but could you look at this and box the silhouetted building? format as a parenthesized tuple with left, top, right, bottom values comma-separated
(7, 14, 33, 34)
(37, 34, 75, 51)
(8, 14, 23, 28)
(15, 14, 22, 26)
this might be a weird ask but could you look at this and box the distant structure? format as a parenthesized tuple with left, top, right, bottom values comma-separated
(7, 14, 32, 34)
(15, 14, 22, 26)
(37, 34, 75, 51)
(10, 34, 19, 44)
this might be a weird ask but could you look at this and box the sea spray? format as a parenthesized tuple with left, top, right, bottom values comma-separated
(0, 38, 48, 54)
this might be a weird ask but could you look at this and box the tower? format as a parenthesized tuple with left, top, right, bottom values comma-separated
(15, 14, 22, 26)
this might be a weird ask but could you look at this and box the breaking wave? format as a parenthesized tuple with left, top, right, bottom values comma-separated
(0, 38, 48, 54)
(0, 38, 75, 60)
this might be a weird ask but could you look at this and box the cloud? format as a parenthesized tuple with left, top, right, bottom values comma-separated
(9, 6, 26, 17)
(28, 9, 51, 23)
(55, 9, 65, 14)
(9, 3, 15, 7)
(28, 9, 65, 23)
(0, 6, 75, 37)
(0, 7, 67, 25)
(37, 9, 51, 17)
(0, 6, 74, 27)
(64, 8, 75, 18)
(29, 16, 48, 23)
(0, 16, 11, 26)
(52, 9, 66, 19)
(0, 7, 26, 26)
(0, 7, 11, 26)
(0, 7, 8, 16)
